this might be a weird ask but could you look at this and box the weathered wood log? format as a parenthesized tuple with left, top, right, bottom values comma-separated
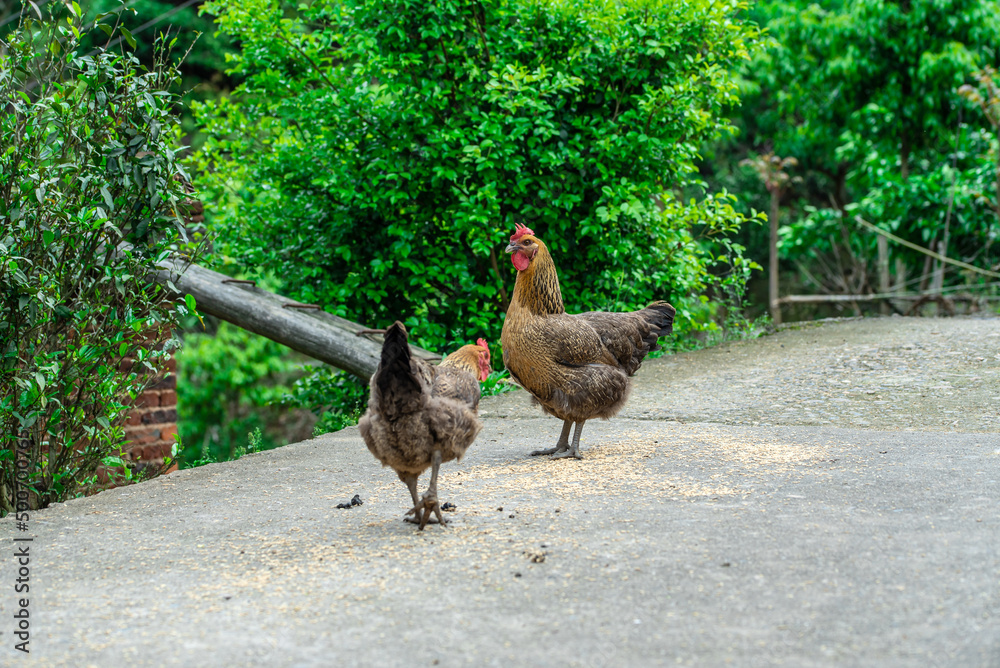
(152, 258, 438, 380)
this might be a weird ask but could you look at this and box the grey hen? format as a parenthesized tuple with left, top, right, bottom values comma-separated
(359, 322, 491, 529)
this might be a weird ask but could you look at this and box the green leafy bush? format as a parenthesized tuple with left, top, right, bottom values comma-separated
(175, 321, 308, 466)
(720, 0, 1000, 301)
(277, 365, 369, 437)
(480, 369, 518, 397)
(782, 124, 1000, 294)
(0, 7, 197, 513)
(192, 0, 764, 352)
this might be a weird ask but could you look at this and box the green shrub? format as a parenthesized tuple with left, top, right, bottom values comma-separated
(0, 7, 197, 513)
(721, 0, 1000, 301)
(192, 0, 764, 353)
(274, 364, 368, 437)
(175, 321, 303, 466)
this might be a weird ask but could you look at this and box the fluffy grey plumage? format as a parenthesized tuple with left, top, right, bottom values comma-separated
(359, 322, 490, 528)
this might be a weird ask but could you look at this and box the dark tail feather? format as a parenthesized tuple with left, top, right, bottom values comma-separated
(641, 301, 676, 351)
(375, 321, 422, 419)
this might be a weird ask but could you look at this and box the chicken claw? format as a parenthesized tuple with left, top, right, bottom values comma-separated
(530, 445, 567, 456)
(532, 420, 585, 460)
(404, 450, 447, 530)
(530, 420, 572, 457)
(405, 492, 446, 530)
(551, 448, 582, 460)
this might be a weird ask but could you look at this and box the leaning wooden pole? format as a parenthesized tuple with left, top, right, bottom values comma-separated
(877, 236, 890, 315)
(151, 258, 438, 380)
(769, 189, 782, 325)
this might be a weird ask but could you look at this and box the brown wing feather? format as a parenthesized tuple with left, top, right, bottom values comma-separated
(502, 302, 674, 423)
(574, 301, 674, 376)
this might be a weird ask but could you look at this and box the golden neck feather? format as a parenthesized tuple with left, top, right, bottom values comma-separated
(512, 240, 565, 316)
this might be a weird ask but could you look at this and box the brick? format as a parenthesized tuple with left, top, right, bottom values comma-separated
(151, 373, 176, 390)
(141, 408, 177, 425)
(125, 427, 160, 444)
(159, 424, 178, 443)
(137, 390, 160, 408)
(125, 412, 144, 426)
(120, 358, 134, 373)
(158, 390, 177, 408)
(162, 357, 177, 372)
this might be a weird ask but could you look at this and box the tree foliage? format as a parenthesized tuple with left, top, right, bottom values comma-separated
(193, 0, 764, 352)
(0, 7, 197, 512)
(175, 320, 304, 465)
(724, 0, 1000, 299)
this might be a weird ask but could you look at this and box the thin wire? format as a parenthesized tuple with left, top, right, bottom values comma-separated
(854, 216, 1000, 279)
(0, 1, 51, 30)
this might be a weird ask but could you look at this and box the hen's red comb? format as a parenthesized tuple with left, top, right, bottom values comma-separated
(476, 338, 490, 360)
(509, 223, 535, 243)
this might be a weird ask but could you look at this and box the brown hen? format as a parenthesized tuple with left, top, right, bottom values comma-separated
(500, 224, 675, 459)
(359, 322, 491, 529)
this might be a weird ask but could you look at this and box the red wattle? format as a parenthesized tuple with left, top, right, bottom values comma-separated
(512, 252, 530, 271)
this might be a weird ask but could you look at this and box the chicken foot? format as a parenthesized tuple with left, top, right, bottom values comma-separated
(405, 450, 447, 530)
(551, 420, 585, 460)
(530, 420, 573, 456)
(400, 472, 443, 526)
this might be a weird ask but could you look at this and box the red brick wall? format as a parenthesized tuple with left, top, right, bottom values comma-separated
(125, 355, 179, 469)
(92, 351, 179, 488)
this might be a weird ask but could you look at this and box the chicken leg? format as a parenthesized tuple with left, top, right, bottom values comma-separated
(400, 472, 420, 506)
(405, 450, 447, 530)
(551, 421, 585, 460)
(530, 419, 573, 456)
(400, 471, 443, 526)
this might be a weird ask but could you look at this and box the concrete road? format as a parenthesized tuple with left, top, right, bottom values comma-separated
(1, 317, 998, 667)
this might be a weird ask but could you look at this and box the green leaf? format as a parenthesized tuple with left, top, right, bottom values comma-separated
(121, 26, 136, 49)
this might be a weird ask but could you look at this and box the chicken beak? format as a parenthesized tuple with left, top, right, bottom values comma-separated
(504, 241, 518, 254)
